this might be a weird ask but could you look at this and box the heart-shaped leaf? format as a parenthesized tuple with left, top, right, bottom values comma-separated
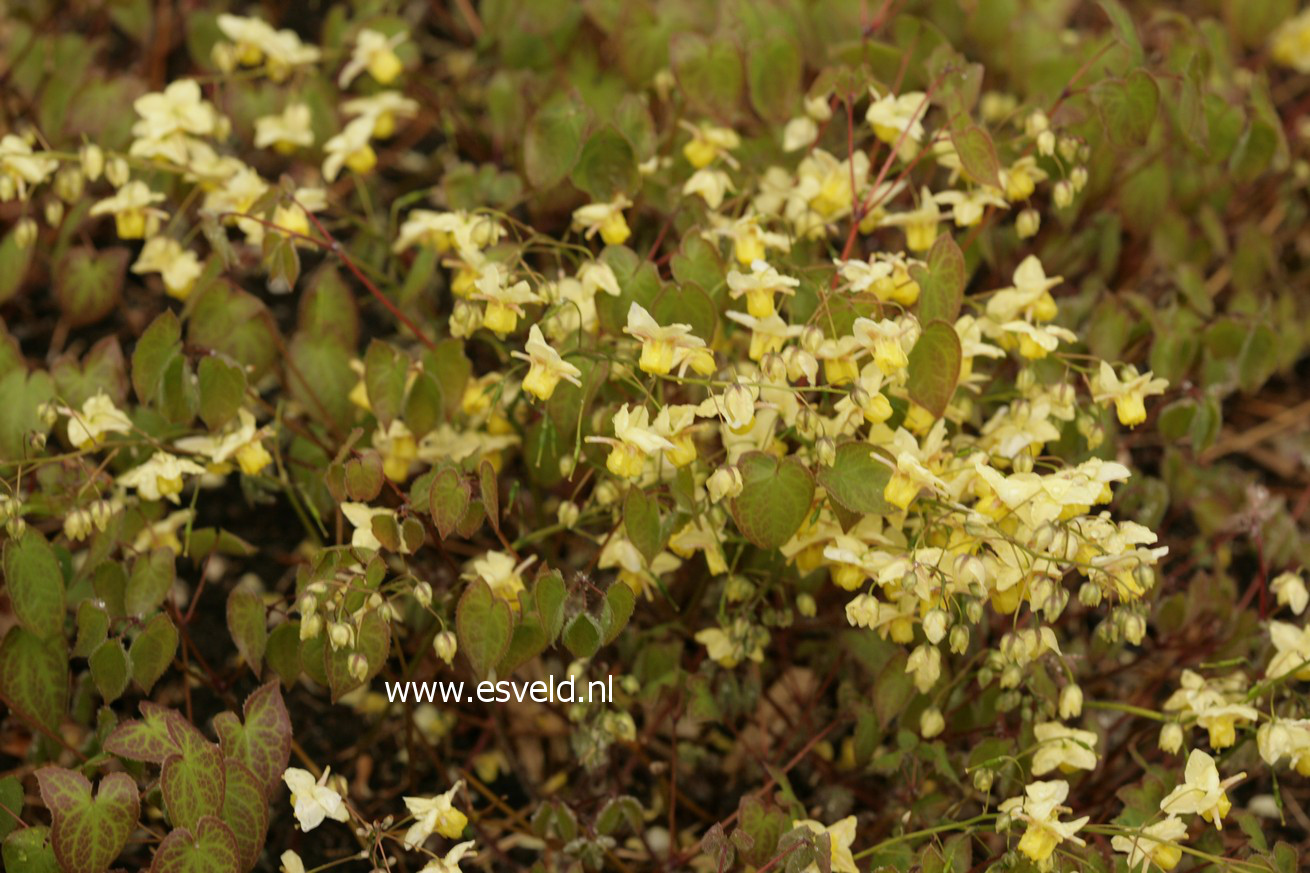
(105, 702, 199, 763)
(88, 639, 130, 704)
(161, 721, 225, 832)
(4, 529, 65, 640)
(602, 583, 635, 645)
(906, 320, 962, 419)
(0, 626, 68, 733)
(429, 466, 470, 540)
(212, 682, 292, 799)
(124, 549, 175, 618)
(322, 608, 390, 701)
(196, 354, 247, 431)
(3, 824, 58, 872)
(949, 122, 1000, 188)
(220, 759, 268, 872)
(563, 611, 602, 658)
(729, 453, 815, 549)
(817, 442, 894, 517)
(149, 817, 240, 873)
(129, 613, 178, 693)
(535, 571, 567, 645)
(457, 578, 512, 679)
(226, 588, 266, 679)
(623, 487, 664, 564)
(912, 233, 966, 324)
(36, 768, 138, 873)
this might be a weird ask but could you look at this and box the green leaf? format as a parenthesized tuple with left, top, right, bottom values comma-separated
(1097, 0, 1143, 64)
(55, 247, 127, 328)
(0, 226, 34, 306)
(265, 621, 301, 689)
(0, 367, 55, 462)
(671, 34, 742, 119)
(129, 613, 178, 693)
(817, 442, 894, 516)
(161, 722, 225, 832)
(364, 339, 407, 427)
(479, 459, 500, 532)
(3, 826, 58, 873)
(747, 35, 801, 123)
(497, 612, 548, 675)
(623, 487, 664, 564)
(92, 562, 127, 618)
(226, 588, 267, 679)
(913, 233, 965, 324)
(0, 626, 67, 733)
(429, 466, 470, 540)
(124, 549, 175, 617)
(149, 817, 240, 873)
(189, 284, 279, 382)
(158, 354, 199, 425)
(563, 611, 602, 658)
(88, 639, 130, 704)
(132, 309, 182, 405)
(344, 450, 384, 502)
(602, 583, 635, 645)
(424, 339, 471, 421)
(0, 775, 23, 840)
(906, 320, 962, 418)
(949, 123, 1000, 188)
(402, 371, 444, 439)
(457, 578, 513, 679)
(524, 95, 588, 189)
(4, 529, 66, 640)
(535, 571, 567, 645)
(36, 768, 138, 873)
(220, 758, 268, 873)
(571, 125, 639, 202)
(729, 452, 815, 550)
(286, 334, 355, 432)
(1094, 71, 1159, 148)
(213, 682, 292, 799)
(104, 702, 193, 763)
(196, 355, 247, 431)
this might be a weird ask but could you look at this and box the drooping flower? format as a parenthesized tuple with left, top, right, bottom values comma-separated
(586, 404, 675, 479)
(999, 780, 1089, 869)
(1031, 721, 1098, 776)
(255, 103, 315, 153)
(174, 408, 273, 475)
(282, 767, 349, 832)
(403, 781, 468, 848)
(511, 325, 582, 401)
(1110, 816, 1188, 873)
(572, 195, 633, 246)
(792, 815, 858, 873)
(623, 302, 711, 376)
(1092, 361, 1169, 428)
(340, 502, 400, 551)
(132, 237, 204, 300)
(90, 181, 166, 239)
(1159, 749, 1245, 829)
(322, 116, 378, 182)
(463, 551, 535, 601)
(726, 259, 800, 319)
(119, 452, 206, 503)
(418, 840, 478, 873)
(339, 29, 407, 88)
(0, 134, 58, 200)
(62, 392, 133, 449)
(471, 264, 540, 336)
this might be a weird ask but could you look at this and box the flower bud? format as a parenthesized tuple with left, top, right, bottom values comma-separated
(1059, 684, 1083, 720)
(1011, 451, 1034, 474)
(14, 218, 37, 249)
(965, 598, 984, 625)
(923, 609, 948, 645)
(1159, 722, 1184, 754)
(1025, 110, 1050, 137)
(725, 575, 755, 602)
(920, 706, 945, 739)
(1000, 664, 1023, 689)
(1121, 612, 1147, 645)
(706, 466, 743, 502)
(54, 166, 84, 203)
(1016, 208, 1040, 239)
(1078, 581, 1102, 608)
(1052, 179, 1073, 209)
(433, 630, 458, 665)
(328, 621, 353, 651)
(1058, 135, 1080, 164)
(556, 500, 580, 529)
(1070, 165, 1088, 192)
(413, 580, 433, 608)
(80, 143, 104, 181)
(795, 407, 820, 440)
(348, 652, 369, 682)
(299, 613, 323, 640)
(63, 508, 93, 542)
(949, 624, 970, 654)
(557, 452, 576, 478)
(44, 199, 63, 227)
(594, 479, 620, 506)
(89, 499, 115, 531)
(800, 325, 823, 355)
(796, 592, 816, 618)
(760, 352, 787, 383)
(1037, 129, 1056, 157)
(816, 436, 836, 467)
(973, 767, 994, 793)
(105, 156, 130, 188)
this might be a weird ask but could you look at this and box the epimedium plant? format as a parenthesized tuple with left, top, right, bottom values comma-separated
(1, 1, 1310, 873)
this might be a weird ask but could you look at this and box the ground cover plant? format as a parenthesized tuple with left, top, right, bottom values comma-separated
(2, 1, 1310, 871)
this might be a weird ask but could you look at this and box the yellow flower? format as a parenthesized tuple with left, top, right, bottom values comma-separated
(374, 420, 418, 481)
(471, 264, 540, 336)
(339, 29, 408, 88)
(403, 781, 468, 847)
(865, 88, 926, 155)
(0, 134, 58, 200)
(417, 840, 477, 873)
(511, 325, 583, 401)
(340, 502, 400, 551)
(1159, 749, 1244, 829)
(322, 116, 378, 182)
(1111, 816, 1187, 873)
(463, 551, 534, 601)
(623, 302, 708, 376)
(62, 392, 133, 449)
(792, 816, 858, 873)
(342, 91, 419, 140)
(585, 404, 675, 479)
(572, 195, 633, 246)
(255, 103, 315, 153)
(119, 451, 206, 503)
(132, 237, 203, 300)
(281, 766, 348, 832)
(694, 617, 768, 668)
(680, 120, 740, 169)
(174, 409, 273, 475)
(1031, 721, 1098, 775)
(653, 404, 699, 467)
(726, 259, 800, 319)
(90, 181, 166, 239)
(999, 780, 1088, 869)
(1092, 361, 1169, 427)
(216, 14, 321, 81)
(1272, 10, 1310, 72)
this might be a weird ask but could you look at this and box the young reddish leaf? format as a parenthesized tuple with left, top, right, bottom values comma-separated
(949, 123, 1001, 188)
(149, 817, 240, 873)
(36, 768, 138, 873)
(912, 233, 966, 324)
(457, 578, 512, 679)
(729, 453, 815, 550)
(104, 702, 198, 763)
(906, 320, 963, 419)
(212, 682, 292, 799)
(0, 626, 68, 733)
(161, 720, 225, 832)
(4, 529, 65, 640)
(129, 613, 178, 693)
(226, 588, 267, 679)
(429, 466, 470, 539)
(220, 758, 269, 873)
